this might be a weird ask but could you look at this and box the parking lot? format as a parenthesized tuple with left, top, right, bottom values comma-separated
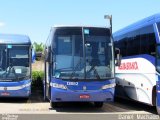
(0, 89, 156, 115)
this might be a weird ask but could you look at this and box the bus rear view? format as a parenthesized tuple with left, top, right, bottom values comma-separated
(0, 34, 32, 98)
(44, 26, 117, 108)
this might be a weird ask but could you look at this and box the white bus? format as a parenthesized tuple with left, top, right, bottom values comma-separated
(113, 13, 160, 114)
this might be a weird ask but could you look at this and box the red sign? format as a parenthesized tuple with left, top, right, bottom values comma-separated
(80, 94, 90, 99)
(1, 92, 10, 96)
(118, 62, 138, 70)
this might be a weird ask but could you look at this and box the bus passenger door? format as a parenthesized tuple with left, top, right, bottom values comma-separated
(156, 80, 160, 114)
(156, 45, 160, 114)
(45, 46, 52, 100)
(45, 62, 51, 99)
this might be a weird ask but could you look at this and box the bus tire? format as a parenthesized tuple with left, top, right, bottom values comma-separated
(50, 102, 57, 108)
(22, 97, 29, 102)
(94, 102, 103, 108)
(152, 86, 156, 106)
(156, 95, 160, 115)
(43, 89, 47, 101)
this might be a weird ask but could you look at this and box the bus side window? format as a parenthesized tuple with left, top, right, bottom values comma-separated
(126, 31, 140, 56)
(140, 25, 156, 56)
(148, 33, 156, 56)
(114, 35, 127, 57)
(121, 37, 127, 57)
(126, 32, 134, 56)
(132, 31, 140, 56)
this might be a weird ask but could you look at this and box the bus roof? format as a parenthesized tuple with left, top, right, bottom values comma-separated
(113, 13, 160, 37)
(0, 34, 31, 45)
(51, 25, 108, 29)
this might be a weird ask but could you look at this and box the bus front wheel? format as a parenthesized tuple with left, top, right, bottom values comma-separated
(94, 102, 103, 108)
(156, 96, 160, 115)
(50, 102, 58, 108)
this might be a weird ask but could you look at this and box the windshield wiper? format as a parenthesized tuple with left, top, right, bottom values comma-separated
(17, 75, 30, 81)
(70, 58, 82, 79)
(86, 65, 100, 79)
(6, 66, 18, 80)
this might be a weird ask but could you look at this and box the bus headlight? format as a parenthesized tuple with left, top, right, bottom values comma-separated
(101, 83, 116, 90)
(51, 83, 67, 90)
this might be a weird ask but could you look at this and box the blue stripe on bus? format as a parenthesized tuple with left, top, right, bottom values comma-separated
(0, 79, 31, 97)
(0, 79, 31, 87)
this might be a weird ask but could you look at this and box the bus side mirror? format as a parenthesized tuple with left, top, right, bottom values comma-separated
(32, 49, 36, 63)
(115, 48, 121, 66)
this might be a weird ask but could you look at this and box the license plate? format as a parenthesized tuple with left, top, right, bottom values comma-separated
(80, 94, 90, 99)
(1, 92, 10, 96)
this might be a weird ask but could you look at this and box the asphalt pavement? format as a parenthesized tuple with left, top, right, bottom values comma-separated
(0, 90, 159, 120)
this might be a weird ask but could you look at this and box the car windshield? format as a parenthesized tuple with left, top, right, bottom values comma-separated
(0, 45, 30, 81)
(53, 27, 114, 80)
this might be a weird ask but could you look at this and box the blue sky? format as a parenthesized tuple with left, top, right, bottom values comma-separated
(0, 0, 160, 43)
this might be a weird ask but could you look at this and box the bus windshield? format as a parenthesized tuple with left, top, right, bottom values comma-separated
(157, 22, 160, 32)
(53, 27, 113, 80)
(156, 23, 160, 73)
(0, 45, 30, 81)
(84, 28, 113, 79)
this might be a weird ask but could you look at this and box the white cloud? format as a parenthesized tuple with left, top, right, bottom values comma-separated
(0, 22, 5, 27)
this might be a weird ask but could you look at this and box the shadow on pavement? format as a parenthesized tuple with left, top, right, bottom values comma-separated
(49, 102, 106, 113)
(0, 89, 157, 115)
(0, 89, 43, 104)
(49, 98, 157, 114)
(114, 97, 157, 114)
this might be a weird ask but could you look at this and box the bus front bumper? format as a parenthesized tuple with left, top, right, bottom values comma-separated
(0, 80, 31, 98)
(0, 86, 31, 98)
(51, 88, 114, 102)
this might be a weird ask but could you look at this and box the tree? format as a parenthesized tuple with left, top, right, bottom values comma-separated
(33, 42, 44, 52)
(33, 42, 44, 61)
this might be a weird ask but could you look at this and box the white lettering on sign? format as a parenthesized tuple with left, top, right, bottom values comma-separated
(67, 82, 78, 86)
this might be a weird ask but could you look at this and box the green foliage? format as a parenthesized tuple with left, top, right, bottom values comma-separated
(33, 42, 45, 61)
(33, 42, 44, 52)
(32, 71, 44, 89)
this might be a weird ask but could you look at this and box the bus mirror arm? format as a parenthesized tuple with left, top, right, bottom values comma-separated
(115, 48, 121, 66)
